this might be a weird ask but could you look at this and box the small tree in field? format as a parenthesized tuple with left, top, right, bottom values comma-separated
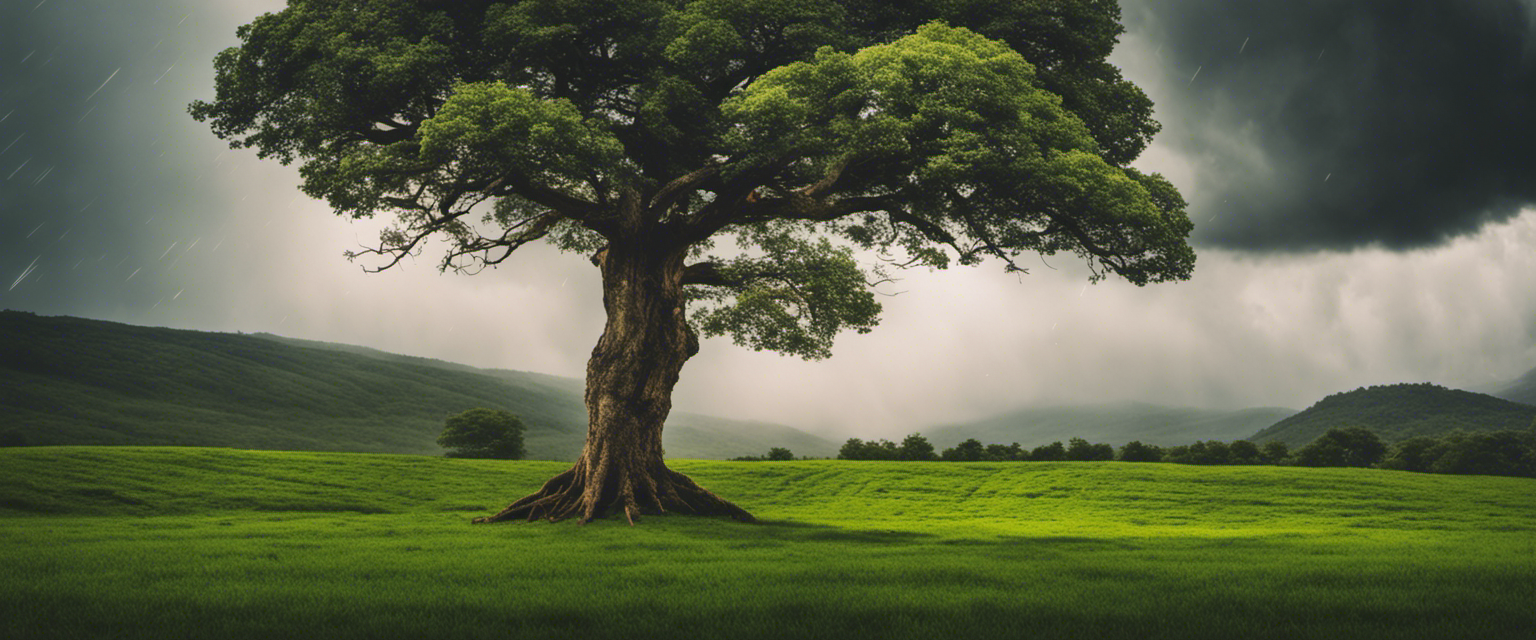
(192, 0, 1193, 524)
(766, 447, 795, 461)
(438, 408, 526, 460)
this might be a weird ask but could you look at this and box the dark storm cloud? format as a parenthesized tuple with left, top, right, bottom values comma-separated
(1123, 0, 1536, 251)
(0, 0, 237, 317)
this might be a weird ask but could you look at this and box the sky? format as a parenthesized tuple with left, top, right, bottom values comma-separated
(2, 0, 1535, 439)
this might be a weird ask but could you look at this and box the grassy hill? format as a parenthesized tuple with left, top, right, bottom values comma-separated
(1, 447, 1532, 639)
(1251, 382, 1536, 448)
(0, 311, 836, 459)
(925, 402, 1298, 449)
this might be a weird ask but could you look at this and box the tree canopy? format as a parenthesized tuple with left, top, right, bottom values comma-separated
(191, 0, 1194, 361)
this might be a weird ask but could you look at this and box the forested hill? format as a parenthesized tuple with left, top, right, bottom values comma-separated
(1250, 383, 1536, 448)
(0, 311, 837, 459)
(926, 403, 1298, 449)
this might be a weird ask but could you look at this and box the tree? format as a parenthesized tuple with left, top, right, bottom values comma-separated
(1031, 441, 1066, 462)
(942, 438, 986, 462)
(1227, 440, 1261, 465)
(838, 438, 867, 460)
(191, 0, 1193, 525)
(1260, 440, 1291, 465)
(985, 443, 1023, 461)
(899, 433, 939, 461)
(766, 447, 795, 461)
(1117, 440, 1162, 463)
(1294, 427, 1386, 468)
(437, 408, 526, 459)
(1379, 435, 1441, 473)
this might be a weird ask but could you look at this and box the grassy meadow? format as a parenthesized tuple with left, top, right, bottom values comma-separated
(2, 447, 1533, 639)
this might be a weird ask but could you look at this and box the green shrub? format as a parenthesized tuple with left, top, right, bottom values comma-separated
(436, 408, 525, 459)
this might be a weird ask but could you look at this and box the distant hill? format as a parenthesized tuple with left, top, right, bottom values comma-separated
(1250, 383, 1536, 448)
(1486, 366, 1536, 406)
(924, 403, 1298, 449)
(0, 311, 837, 459)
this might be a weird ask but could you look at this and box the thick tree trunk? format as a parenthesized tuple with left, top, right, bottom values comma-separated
(474, 239, 755, 525)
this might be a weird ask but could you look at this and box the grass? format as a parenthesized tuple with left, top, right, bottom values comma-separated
(2, 447, 1533, 639)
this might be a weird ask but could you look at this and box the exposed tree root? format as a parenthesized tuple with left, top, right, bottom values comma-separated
(472, 464, 755, 525)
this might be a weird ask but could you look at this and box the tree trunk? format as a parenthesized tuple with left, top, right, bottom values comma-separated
(473, 238, 755, 525)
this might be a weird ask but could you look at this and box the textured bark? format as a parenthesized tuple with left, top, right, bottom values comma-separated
(474, 234, 755, 525)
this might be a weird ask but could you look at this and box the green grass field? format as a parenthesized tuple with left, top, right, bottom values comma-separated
(2, 447, 1532, 639)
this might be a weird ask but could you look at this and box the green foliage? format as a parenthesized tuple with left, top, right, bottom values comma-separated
(3, 448, 1534, 639)
(1030, 441, 1066, 462)
(688, 231, 881, 359)
(837, 434, 936, 461)
(191, 0, 1193, 361)
(1381, 430, 1536, 478)
(1294, 427, 1387, 468)
(1252, 383, 1536, 448)
(1260, 441, 1291, 465)
(1064, 437, 1114, 461)
(1117, 440, 1163, 463)
(1227, 440, 1262, 464)
(766, 447, 795, 461)
(898, 433, 938, 461)
(941, 438, 986, 461)
(437, 408, 525, 459)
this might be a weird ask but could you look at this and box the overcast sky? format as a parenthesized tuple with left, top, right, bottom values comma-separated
(3, 0, 1535, 439)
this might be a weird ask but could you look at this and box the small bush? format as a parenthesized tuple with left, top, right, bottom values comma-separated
(437, 408, 525, 460)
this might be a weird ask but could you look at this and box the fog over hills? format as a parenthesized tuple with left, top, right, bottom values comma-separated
(0, 312, 839, 460)
(923, 403, 1298, 450)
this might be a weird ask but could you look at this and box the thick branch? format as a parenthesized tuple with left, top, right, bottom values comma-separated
(649, 164, 720, 214)
(736, 193, 904, 225)
(490, 174, 605, 226)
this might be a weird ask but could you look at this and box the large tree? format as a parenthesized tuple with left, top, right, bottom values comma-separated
(191, 0, 1195, 525)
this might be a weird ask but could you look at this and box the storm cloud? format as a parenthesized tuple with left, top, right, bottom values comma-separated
(1121, 0, 1536, 251)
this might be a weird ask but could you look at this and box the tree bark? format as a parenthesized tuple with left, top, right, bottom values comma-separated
(473, 237, 755, 525)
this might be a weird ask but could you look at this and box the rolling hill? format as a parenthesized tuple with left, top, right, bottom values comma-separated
(923, 402, 1298, 449)
(0, 311, 837, 459)
(1250, 382, 1536, 448)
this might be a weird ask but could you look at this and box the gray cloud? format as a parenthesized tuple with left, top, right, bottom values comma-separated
(1121, 0, 1536, 251)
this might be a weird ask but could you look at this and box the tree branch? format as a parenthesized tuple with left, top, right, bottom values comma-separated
(440, 211, 565, 274)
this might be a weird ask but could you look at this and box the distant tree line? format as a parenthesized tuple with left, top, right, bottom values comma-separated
(826, 425, 1536, 479)
(730, 447, 797, 461)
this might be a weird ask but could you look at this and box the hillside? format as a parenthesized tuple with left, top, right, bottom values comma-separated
(925, 402, 1298, 449)
(0, 311, 837, 459)
(1251, 382, 1536, 448)
(1488, 366, 1536, 406)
